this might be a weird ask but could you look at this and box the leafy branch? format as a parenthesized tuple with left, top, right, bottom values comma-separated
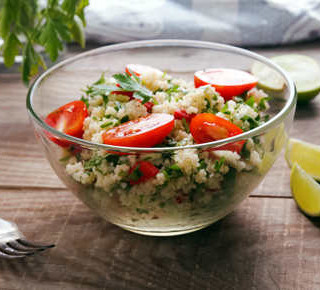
(0, 0, 89, 85)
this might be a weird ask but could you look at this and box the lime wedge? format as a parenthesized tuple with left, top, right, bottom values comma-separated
(251, 61, 285, 91)
(291, 163, 320, 217)
(252, 54, 320, 102)
(285, 138, 320, 181)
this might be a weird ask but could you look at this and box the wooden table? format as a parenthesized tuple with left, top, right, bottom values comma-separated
(1, 43, 320, 290)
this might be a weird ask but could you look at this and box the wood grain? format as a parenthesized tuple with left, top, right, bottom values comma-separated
(1, 43, 320, 290)
(1, 70, 320, 194)
(0, 188, 319, 290)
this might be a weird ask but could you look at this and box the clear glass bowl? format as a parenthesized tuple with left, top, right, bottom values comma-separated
(27, 40, 296, 236)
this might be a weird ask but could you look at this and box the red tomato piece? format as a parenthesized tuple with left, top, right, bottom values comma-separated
(143, 101, 154, 113)
(111, 84, 134, 97)
(129, 161, 159, 185)
(45, 100, 88, 147)
(125, 64, 163, 76)
(174, 110, 196, 122)
(194, 68, 257, 100)
(190, 113, 245, 153)
(102, 113, 174, 147)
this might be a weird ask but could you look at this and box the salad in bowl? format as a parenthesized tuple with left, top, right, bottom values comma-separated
(27, 41, 296, 236)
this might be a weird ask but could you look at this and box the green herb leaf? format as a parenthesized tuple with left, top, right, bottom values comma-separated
(163, 164, 183, 180)
(214, 157, 225, 172)
(0, 0, 88, 84)
(39, 19, 63, 62)
(105, 154, 120, 166)
(199, 160, 207, 169)
(129, 166, 143, 182)
(241, 142, 251, 159)
(166, 84, 180, 94)
(2, 33, 20, 67)
(181, 118, 190, 133)
(80, 96, 89, 108)
(258, 97, 270, 111)
(241, 116, 260, 130)
(120, 115, 129, 123)
(221, 104, 231, 115)
(245, 96, 255, 108)
(113, 72, 153, 103)
(84, 156, 104, 170)
(100, 121, 116, 129)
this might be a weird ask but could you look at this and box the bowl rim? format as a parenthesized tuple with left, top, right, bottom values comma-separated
(26, 39, 297, 153)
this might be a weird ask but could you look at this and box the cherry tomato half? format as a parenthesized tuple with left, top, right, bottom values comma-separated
(194, 68, 257, 100)
(129, 161, 159, 185)
(174, 110, 196, 122)
(102, 113, 174, 147)
(125, 64, 163, 77)
(190, 113, 245, 153)
(45, 100, 88, 147)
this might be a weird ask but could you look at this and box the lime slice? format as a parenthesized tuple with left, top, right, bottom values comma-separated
(285, 138, 320, 181)
(252, 54, 320, 102)
(251, 61, 285, 91)
(291, 163, 320, 217)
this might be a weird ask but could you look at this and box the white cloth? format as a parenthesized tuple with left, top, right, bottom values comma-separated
(84, 0, 320, 46)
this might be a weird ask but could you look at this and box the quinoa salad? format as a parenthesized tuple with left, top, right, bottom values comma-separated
(46, 64, 270, 219)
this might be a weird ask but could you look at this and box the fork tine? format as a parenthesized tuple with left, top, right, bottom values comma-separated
(16, 239, 55, 249)
(0, 250, 25, 259)
(0, 244, 36, 256)
(7, 241, 44, 252)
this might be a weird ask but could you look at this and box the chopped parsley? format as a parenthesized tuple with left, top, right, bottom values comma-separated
(258, 97, 270, 110)
(105, 154, 120, 166)
(241, 142, 251, 160)
(221, 104, 231, 115)
(182, 118, 190, 133)
(163, 164, 183, 180)
(80, 96, 89, 108)
(100, 121, 115, 129)
(199, 160, 207, 170)
(245, 96, 255, 108)
(214, 157, 225, 172)
(166, 84, 180, 94)
(241, 116, 260, 130)
(84, 156, 104, 170)
(128, 166, 143, 182)
(120, 115, 129, 123)
(113, 72, 153, 104)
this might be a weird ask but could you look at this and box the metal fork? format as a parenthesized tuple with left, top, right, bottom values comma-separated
(0, 218, 54, 259)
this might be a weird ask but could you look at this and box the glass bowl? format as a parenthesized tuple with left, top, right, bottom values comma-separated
(27, 40, 296, 236)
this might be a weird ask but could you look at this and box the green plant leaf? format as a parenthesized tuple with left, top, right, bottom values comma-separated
(39, 19, 63, 61)
(70, 15, 85, 48)
(62, 0, 78, 17)
(3, 33, 20, 67)
(76, 0, 89, 26)
(22, 42, 47, 85)
(0, 0, 16, 38)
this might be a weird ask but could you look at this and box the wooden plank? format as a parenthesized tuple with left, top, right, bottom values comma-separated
(1, 45, 320, 195)
(0, 188, 319, 289)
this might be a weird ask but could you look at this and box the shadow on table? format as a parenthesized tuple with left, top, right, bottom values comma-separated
(294, 99, 320, 120)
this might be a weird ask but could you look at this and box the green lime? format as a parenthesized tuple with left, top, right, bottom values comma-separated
(291, 163, 320, 217)
(251, 54, 320, 102)
(285, 138, 320, 181)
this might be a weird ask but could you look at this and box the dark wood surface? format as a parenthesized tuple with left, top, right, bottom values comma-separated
(1, 43, 320, 289)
